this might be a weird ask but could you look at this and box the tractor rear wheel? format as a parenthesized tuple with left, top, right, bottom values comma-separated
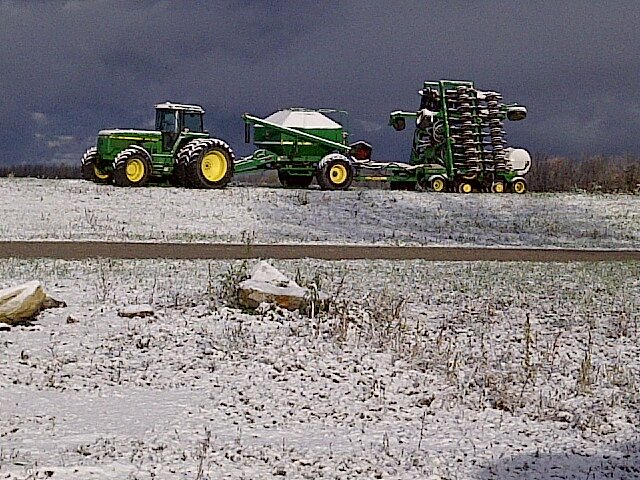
(316, 154, 354, 191)
(113, 147, 152, 187)
(81, 147, 111, 184)
(278, 170, 313, 188)
(185, 139, 235, 189)
(172, 141, 198, 187)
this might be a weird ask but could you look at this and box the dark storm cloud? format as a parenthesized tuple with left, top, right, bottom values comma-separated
(1, 0, 639, 164)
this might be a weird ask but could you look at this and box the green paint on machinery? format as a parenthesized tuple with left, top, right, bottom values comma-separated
(387, 79, 530, 193)
(237, 109, 372, 190)
(80, 80, 531, 193)
(80, 102, 234, 188)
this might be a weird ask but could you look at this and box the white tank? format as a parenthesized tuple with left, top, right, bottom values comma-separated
(505, 148, 531, 175)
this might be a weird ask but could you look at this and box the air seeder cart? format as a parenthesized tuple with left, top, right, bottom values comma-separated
(81, 102, 234, 188)
(237, 109, 372, 190)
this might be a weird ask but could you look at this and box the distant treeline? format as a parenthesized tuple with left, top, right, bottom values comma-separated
(0, 155, 639, 193)
(0, 163, 81, 179)
(528, 154, 640, 193)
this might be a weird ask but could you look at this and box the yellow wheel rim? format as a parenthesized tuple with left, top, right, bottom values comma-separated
(432, 178, 445, 192)
(513, 180, 526, 194)
(493, 182, 504, 193)
(94, 165, 110, 180)
(329, 164, 348, 185)
(126, 158, 145, 183)
(461, 183, 472, 193)
(201, 151, 228, 182)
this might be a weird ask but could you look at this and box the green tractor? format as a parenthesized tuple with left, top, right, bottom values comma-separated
(81, 102, 234, 188)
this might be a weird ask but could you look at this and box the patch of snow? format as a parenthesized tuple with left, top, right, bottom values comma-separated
(0, 178, 637, 249)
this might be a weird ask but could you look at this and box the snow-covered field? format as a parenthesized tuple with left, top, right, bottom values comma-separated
(0, 178, 638, 248)
(1, 258, 639, 479)
(0, 178, 639, 479)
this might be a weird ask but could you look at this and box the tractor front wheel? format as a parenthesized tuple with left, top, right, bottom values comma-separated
(316, 154, 354, 191)
(278, 170, 313, 188)
(185, 139, 235, 189)
(113, 147, 152, 187)
(81, 147, 111, 184)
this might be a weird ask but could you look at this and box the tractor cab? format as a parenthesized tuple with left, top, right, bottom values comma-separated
(154, 102, 205, 151)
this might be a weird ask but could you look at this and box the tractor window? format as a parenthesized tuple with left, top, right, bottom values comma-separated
(155, 110, 178, 132)
(183, 112, 204, 132)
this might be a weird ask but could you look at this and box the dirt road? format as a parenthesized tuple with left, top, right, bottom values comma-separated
(0, 241, 638, 262)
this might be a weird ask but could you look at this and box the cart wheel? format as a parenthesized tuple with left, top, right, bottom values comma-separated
(431, 177, 446, 192)
(491, 181, 506, 193)
(458, 182, 473, 193)
(511, 178, 527, 194)
(316, 154, 354, 191)
(278, 170, 313, 188)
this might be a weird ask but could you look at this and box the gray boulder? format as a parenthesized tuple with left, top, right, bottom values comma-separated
(0, 281, 63, 325)
(238, 261, 328, 311)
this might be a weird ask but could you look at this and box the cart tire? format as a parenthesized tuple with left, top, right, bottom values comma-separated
(113, 146, 152, 187)
(185, 139, 235, 189)
(278, 170, 314, 188)
(511, 178, 527, 194)
(430, 177, 446, 192)
(316, 154, 354, 191)
(457, 182, 473, 194)
(81, 147, 111, 184)
(491, 181, 506, 193)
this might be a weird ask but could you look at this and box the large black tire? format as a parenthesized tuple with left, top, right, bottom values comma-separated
(316, 154, 354, 191)
(81, 147, 111, 184)
(277, 170, 314, 188)
(171, 141, 199, 187)
(113, 146, 153, 187)
(185, 139, 235, 189)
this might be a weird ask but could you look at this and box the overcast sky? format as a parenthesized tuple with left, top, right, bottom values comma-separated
(1, 0, 639, 165)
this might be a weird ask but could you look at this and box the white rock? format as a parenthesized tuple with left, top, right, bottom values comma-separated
(118, 304, 155, 318)
(0, 281, 48, 325)
(238, 261, 328, 311)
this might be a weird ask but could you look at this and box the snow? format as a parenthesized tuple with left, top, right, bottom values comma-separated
(0, 258, 638, 478)
(154, 102, 204, 113)
(97, 129, 160, 136)
(0, 178, 638, 478)
(0, 178, 637, 249)
(263, 110, 342, 129)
